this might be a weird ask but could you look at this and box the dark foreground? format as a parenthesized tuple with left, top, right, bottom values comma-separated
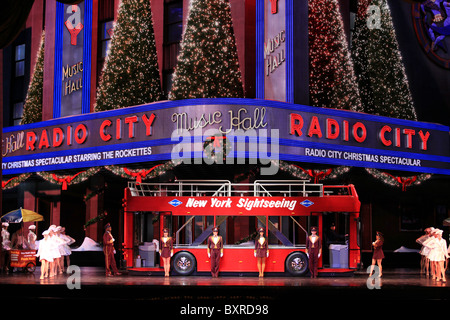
(1, 267, 449, 317)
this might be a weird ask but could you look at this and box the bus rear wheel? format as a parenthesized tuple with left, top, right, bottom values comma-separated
(172, 252, 196, 276)
(285, 252, 308, 276)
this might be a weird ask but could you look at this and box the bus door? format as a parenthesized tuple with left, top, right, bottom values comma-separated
(322, 212, 351, 269)
(133, 211, 164, 244)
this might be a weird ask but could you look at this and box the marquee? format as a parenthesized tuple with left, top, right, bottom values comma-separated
(2, 98, 449, 176)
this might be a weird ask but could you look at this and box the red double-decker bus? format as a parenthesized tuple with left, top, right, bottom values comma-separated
(122, 180, 361, 276)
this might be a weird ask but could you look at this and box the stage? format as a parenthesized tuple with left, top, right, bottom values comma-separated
(0, 267, 449, 316)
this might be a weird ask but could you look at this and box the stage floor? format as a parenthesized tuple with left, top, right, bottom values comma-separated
(1, 267, 449, 316)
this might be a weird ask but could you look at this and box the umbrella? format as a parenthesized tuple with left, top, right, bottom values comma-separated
(1, 208, 44, 223)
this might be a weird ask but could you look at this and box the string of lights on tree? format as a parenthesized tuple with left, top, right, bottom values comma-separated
(308, 0, 363, 112)
(94, 0, 162, 112)
(20, 30, 45, 124)
(169, 0, 244, 100)
(352, 0, 417, 120)
(304, 0, 363, 183)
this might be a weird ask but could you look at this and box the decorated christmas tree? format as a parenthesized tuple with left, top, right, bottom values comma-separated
(296, 0, 361, 183)
(94, 0, 162, 112)
(352, 0, 417, 120)
(353, 0, 426, 188)
(308, 0, 362, 112)
(169, 0, 244, 100)
(21, 30, 45, 124)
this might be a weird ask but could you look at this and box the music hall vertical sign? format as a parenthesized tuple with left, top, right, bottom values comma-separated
(54, 1, 92, 118)
(256, 0, 308, 105)
(264, 0, 287, 102)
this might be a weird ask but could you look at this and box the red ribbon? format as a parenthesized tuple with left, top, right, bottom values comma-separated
(2, 176, 17, 189)
(383, 172, 417, 191)
(123, 164, 163, 185)
(52, 171, 85, 190)
(292, 165, 333, 183)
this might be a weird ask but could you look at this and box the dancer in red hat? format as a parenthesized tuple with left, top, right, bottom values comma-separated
(254, 227, 269, 277)
(369, 231, 384, 278)
(103, 223, 121, 276)
(207, 227, 223, 277)
(159, 228, 173, 277)
(306, 226, 321, 278)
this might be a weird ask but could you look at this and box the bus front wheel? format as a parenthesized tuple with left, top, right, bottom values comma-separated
(172, 251, 196, 276)
(285, 252, 308, 276)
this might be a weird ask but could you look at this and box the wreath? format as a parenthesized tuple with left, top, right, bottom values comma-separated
(203, 135, 231, 162)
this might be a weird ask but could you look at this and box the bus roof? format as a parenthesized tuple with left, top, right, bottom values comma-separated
(123, 180, 360, 216)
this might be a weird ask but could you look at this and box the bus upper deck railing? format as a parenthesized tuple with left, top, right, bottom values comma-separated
(126, 180, 353, 198)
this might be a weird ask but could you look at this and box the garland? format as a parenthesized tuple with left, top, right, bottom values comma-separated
(276, 160, 351, 183)
(104, 160, 182, 184)
(84, 184, 107, 202)
(37, 167, 101, 190)
(84, 211, 108, 230)
(2, 173, 32, 190)
(2, 161, 182, 190)
(365, 168, 432, 191)
(2, 160, 432, 193)
(203, 135, 232, 163)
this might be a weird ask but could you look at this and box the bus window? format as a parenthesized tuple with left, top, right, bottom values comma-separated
(174, 215, 225, 245)
(287, 216, 308, 246)
(323, 212, 350, 268)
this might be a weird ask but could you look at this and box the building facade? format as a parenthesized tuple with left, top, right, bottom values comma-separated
(1, 0, 450, 267)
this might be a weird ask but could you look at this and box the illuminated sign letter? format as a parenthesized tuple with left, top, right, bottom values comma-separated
(269, 0, 278, 14)
(65, 5, 83, 46)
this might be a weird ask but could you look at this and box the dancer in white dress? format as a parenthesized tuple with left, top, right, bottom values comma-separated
(27, 225, 37, 250)
(57, 226, 75, 272)
(35, 230, 53, 279)
(55, 226, 66, 274)
(424, 229, 449, 282)
(48, 225, 62, 277)
(416, 227, 433, 276)
(1, 222, 11, 250)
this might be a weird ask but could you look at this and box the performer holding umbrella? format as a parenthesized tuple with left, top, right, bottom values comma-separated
(1, 208, 43, 273)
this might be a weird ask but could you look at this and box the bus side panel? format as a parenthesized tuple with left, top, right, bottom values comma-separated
(173, 247, 305, 273)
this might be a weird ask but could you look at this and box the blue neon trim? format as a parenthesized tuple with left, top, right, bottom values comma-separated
(255, 0, 264, 99)
(3, 135, 448, 175)
(82, 0, 92, 114)
(278, 138, 450, 163)
(2, 152, 173, 175)
(53, 2, 64, 119)
(285, 0, 293, 103)
(278, 154, 450, 175)
(4, 151, 449, 176)
(6, 133, 447, 164)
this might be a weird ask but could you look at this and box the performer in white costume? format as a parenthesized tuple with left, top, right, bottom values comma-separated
(424, 229, 448, 282)
(35, 230, 53, 279)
